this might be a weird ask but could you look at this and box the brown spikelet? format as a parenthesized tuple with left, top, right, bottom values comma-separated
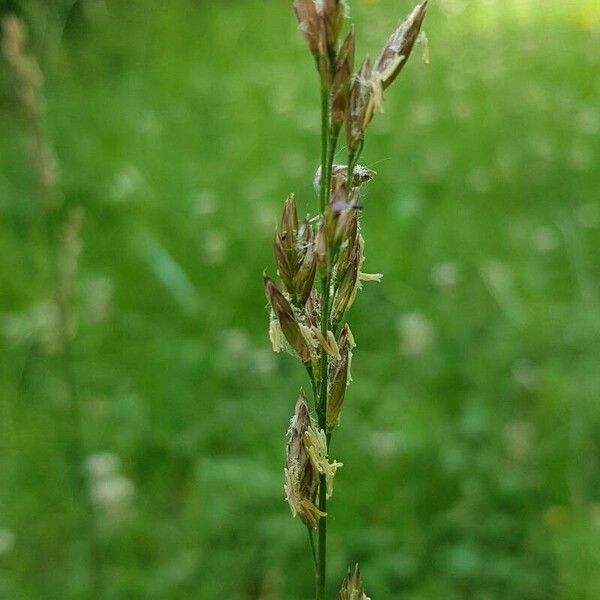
(273, 229, 295, 296)
(345, 56, 373, 152)
(331, 27, 355, 134)
(304, 287, 321, 330)
(327, 325, 351, 428)
(264, 274, 313, 363)
(315, 218, 328, 276)
(2, 16, 43, 116)
(345, 1, 428, 150)
(373, 0, 428, 90)
(273, 194, 299, 295)
(284, 389, 324, 528)
(274, 195, 317, 306)
(280, 194, 299, 260)
(334, 203, 358, 251)
(294, 218, 317, 305)
(293, 0, 324, 57)
(339, 564, 370, 600)
(286, 390, 314, 492)
(322, 0, 347, 53)
(331, 236, 360, 325)
(2, 15, 60, 208)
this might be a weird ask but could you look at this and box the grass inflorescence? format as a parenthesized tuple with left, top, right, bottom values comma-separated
(263, 2, 429, 597)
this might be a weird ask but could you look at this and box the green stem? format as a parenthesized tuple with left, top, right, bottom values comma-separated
(328, 135, 338, 187)
(319, 86, 329, 214)
(307, 525, 318, 571)
(316, 471, 327, 600)
(346, 138, 364, 191)
(316, 269, 331, 600)
(316, 72, 336, 600)
(305, 363, 319, 404)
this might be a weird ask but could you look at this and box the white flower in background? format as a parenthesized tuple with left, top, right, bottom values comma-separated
(201, 229, 228, 265)
(85, 452, 134, 523)
(370, 431, 402, 459)
(431, 261, 460, 289)
(255, 204, 278, 237)
(251, 348, 276, 377)
(91, 476, 135, 518)
(85, 452, 120, 480)
(397, 312, 434, 356)
(223, 328, 251, 359)
(109, 165, 145, 203)
(0, 529, 15, 555)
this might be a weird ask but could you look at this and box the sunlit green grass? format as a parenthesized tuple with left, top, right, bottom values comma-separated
(1, 0, 599, 598)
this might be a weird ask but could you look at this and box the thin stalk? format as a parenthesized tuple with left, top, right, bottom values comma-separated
(319, 85, 330, 214)
(346, 150, 356, 191)
(316, 270, 331, 600)
(316, 470, 327, 600)
(328, 135, 338, 185)
(306, 525, 318, 571)
(315, 81, 338, 600)
(3, 17, 107, 593)
(346, 138, 364, 190)
(305, 363, 319, 402)
(45, 212, 106, 599)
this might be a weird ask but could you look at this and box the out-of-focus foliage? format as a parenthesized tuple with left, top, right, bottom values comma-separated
(1, 0, 599, 598)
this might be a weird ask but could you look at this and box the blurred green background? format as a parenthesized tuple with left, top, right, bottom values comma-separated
(1, 0, 599, 598)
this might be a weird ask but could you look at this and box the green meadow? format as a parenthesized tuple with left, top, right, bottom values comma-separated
(1, 1, 599, 597)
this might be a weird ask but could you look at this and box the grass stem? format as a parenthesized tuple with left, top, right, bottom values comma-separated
(316, 70, 336, 600)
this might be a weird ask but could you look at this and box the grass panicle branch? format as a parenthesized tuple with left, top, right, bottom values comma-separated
(268, 1, 429, 597)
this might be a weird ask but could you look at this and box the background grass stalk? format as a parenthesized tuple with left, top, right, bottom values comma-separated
(2, 15, 105, 598)
(53, 225, 106, 599)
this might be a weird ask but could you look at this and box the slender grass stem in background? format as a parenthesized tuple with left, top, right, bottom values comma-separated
(2, 15, 105, 598)
(263, 2, 429, 597)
